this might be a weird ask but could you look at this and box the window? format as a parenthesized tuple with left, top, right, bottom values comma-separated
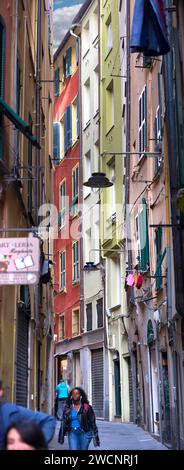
(60, 116, 64, 159)
(72, 95, 79, 143)
(66, 47, 72, 78)
(109, 162, 116, 218)
(83, 20, 90, 57)
(59, 315, 65, 341)
(138, 199, 149, 272)
(86, 303, 92, 331)
(93, 67, 99, 116)
(73, 241, 79, 283)
(54, 68, 59, 96)
(97, 299, 103, 328)
(92, 6, 98, 42)
(138, 86, 147, 155)
(84, 151, 91, 198)
(60, 180, 66, 228)
(53, 122, 60, 163)
(106, 15, 112, 55)
(60, 251, 66, 290)
(106, 81, 114, 132)
(72, 309, 80, 336)
(71, 165, 79, 216)
(155, 227, 164, 291)
(64, 105, 72, 153)
(108, 257, 121, 310)
(83, 78, 90, 127)
(154, 106, 162, 173)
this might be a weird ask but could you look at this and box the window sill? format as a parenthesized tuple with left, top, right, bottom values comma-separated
(83, 48, 90, 60)
(93, 109, 99, 120)
(106, 124, 115, 137)
(72, 280, 80, 286)
(105, 48, 113, 61)
(59, 287, 67, 294)
(83, 120, 91, 131)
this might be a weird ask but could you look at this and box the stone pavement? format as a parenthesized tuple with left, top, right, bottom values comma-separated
(49, 420, 167, 451)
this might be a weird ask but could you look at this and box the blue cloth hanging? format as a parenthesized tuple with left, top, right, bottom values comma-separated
(130, 0, 170, 56)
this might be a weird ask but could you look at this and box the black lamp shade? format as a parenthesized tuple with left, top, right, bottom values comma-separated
(83, 172, 113, 188)
(83, 261, 99, 271)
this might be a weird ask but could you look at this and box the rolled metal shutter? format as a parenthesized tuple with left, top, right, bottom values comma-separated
(91, 348, 104, 418)
(16, 306, 29, 406)
(128, 357, 134, 422)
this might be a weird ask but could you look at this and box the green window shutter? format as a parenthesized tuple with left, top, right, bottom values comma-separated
(155, 226, 163, 290)
(54, 68, 59, 96)
(139, 198, 149, 272)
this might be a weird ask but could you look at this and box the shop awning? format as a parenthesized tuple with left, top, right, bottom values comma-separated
(130, 0, 170, 56)
(0, 97, 41, 149)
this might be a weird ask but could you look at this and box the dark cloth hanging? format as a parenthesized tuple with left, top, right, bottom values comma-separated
(130, 0, 170, 56)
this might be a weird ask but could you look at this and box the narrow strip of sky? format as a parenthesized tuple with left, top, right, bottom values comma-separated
(53, 0, 86, 51)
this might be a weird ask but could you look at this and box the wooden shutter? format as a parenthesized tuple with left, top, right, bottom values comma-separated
(53, 122, 60, 162)
(76, 94, 80, 138)
(54, 68, 59, 96)
(67, 105, 72, 148)
(66, 47, 72, 77)
(139, 198, 149, 271)
(64, 110, 67, 153)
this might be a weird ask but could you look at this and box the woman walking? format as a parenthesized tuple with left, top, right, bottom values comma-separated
(58, 387, 100, 450)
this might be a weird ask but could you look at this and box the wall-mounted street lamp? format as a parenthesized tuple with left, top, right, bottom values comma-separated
(83, 172, 113, 188)
(83, 152, 162, 188)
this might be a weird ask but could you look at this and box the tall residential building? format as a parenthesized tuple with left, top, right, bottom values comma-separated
(100, 0, 130, 422)
(0, 0, 54, 412)
(53, 29, 81, 387)
(80, 0, 107, 419)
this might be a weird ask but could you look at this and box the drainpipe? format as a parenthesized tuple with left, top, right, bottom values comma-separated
(163, 0, 180, 449)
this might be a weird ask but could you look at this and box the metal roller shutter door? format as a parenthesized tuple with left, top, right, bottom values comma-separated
(16, 307, 29, 406)
(91, 348, 104, 418)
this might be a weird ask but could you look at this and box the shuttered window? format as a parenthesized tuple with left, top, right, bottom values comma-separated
(86, 303, 92, 331)
(155, 227, 165, 291)
(66, 47, 72, 77)
(71, 165, 79, 216)
(97, 298, 103, 328)
(64, 105, 72, 153)
(73, 241, 79, 282)
(60, 251, 66, 290)
(76, 94, 80, 138)
(138, 86, 147, 156)
(59, 315, 65, 341)
(54, 68, 59, 96)
(72, 309, 80, 337)
(138, 198, 149, 272)
(53, 122, 60, 162)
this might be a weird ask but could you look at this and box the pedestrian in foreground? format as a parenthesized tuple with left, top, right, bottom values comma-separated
(0, 380, 56, 450)
(5, 420, 48, 450)
(58, 387, 100, 450)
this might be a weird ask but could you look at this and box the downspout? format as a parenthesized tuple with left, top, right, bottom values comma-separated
(163, 0, 180, 449)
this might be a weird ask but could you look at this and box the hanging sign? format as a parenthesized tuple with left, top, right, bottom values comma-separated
(0, 237, 40, 285)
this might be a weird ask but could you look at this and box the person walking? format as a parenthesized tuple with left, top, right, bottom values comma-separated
(55, 377, 70, 420)
(58, 387, 100, 450)
(5, 420, 48, 450)
(0, 379, 56, 450)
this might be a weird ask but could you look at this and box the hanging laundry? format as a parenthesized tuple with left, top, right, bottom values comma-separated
(130, 0, 170, 56)
(126, 273, 135, 287)
(136, 274, 144, 289)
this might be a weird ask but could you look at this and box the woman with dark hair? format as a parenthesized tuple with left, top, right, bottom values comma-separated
(58, 387, 100, 450)
(5, 420, 48, 450)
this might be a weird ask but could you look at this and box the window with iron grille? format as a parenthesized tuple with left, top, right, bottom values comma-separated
(97, 298, 103, 328)
(138, 86, 147, 156)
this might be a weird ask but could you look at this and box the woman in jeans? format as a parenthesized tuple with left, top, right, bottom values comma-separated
(58, 387, 100, 450)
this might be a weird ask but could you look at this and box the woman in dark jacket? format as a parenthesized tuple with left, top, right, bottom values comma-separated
(58, 387, 100, 450)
